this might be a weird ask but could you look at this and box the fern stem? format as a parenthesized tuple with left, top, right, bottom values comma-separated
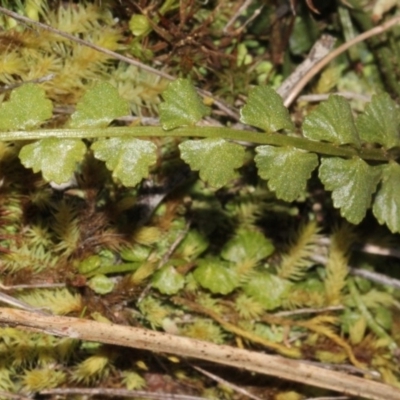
(2, 127, 390, 162)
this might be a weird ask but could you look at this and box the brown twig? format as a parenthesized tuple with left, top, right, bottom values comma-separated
(283, 14, 400, 107)
(1, 308, 400, 400)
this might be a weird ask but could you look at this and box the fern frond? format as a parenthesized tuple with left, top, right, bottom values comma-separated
(324, 223, 354, 305)
(277, 221, 321, 280)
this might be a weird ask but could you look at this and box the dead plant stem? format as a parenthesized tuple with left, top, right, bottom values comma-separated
(0, 308, 399, 400)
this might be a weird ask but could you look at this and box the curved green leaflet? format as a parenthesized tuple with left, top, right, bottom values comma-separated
(193, 259, 239, 295)
(19, 138, 86, 184)
(179, 138, 245, 188)
(70, 81, 129, 128)
(255, 146, 319, 201)
(91, 138, 157, 187)
(240, 85, 294, 133)
(152, 265, 185, 295)
(243, 273, 292, 311)
(302, 95, 360, 146)
(373, 162, 400, 233)
(159, 78, 210, 130)
(319, 157, 381, 224)
(0, 83, 53, 131)
(356, 93, 400, 149)
(221, 230, 275, 264)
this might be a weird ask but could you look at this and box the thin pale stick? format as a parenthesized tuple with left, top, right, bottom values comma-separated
(283, 15, 400, 107)
(0, 308, 400, 400)
(0, 292, 49, 315)
(40, 388, 206, 400)
(223, 0, 254, 33)
(0, 390, 32, 400)
(277, 35, 336, 100)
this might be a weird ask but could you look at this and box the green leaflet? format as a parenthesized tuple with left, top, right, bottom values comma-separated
(91, 138, 157, 187)
(177, 229, 210, 261)
(69, 81, 129, 128)
(243, 273, 292, 311)
(221, 230, 274, 264)
(255, 146, 319, 201)
(356, 93, 400, 149)
(0, 84, 52, 131)
(19, 138, 86, 184)
(179, 138, 245, 188)
(87, 274, 115, 295)
(302, 95, 360, 146)
(193, 259, 239, 295)
(240, 85, 294, 133)
(319, 157, 381, 224)
(159, 78, 210, 130)
(152, 265, 185, 295)
(373, 162, 400, 233)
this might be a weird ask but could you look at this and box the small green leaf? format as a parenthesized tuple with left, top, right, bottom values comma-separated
(302, 95, 360, 146)
(0, 83, 52, 131)
(179, 138, 245, 188)
(120, 245, 151, 262)
(152, 265, 185, 295)
(193, 259, 239, 295)
(177, 229, 209, 261)
(159, 78, 210, 130)
(373, 162, 400, 233)
(129, 14, 151, 36)
(356, 93, 400, 149)
(221, 230, 274, 264)
(243, 273, 292, 311)
(87, 274, 115, 295)
(255, 146, 318, 201)
(240, 85, 294, 133)
(91, 138, 157, 187)
(70, 81, 129, 128)
(78, 255, 102, 275)
(319, 157, 381, 224)
(19, 138, 86, 184)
